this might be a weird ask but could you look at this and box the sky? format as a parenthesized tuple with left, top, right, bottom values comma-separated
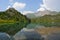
(0, 0, 60, 15)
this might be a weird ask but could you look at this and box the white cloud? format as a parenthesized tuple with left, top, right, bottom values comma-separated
(12, 2, 26, 10)
(37, 4, 45, 11)
(43, 0, 60, 11)
(38, 0, 60, 12)
(9, 0, 13, 2)
(6, 6, 11, 9)
(22, 11, 34, 15)
(37, 7, 45, 11)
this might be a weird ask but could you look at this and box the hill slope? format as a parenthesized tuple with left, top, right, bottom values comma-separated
(0, 8, 30, 35)
(31, 12, 60, 27)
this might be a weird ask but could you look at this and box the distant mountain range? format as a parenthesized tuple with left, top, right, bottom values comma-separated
(26, 10, 59, 18)
(30, 11, 60, 27)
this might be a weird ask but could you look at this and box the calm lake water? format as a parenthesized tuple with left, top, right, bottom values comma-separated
(26, 23, 45, 29)
(0, 23, 60, 40)
(14, 28, 42, 40)
(13, 23, 60, 40)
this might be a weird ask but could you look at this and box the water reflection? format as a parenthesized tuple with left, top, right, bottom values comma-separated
(0, 23, 60, 40)
(47, 32, 60, 40)
(27, 23, 45, 29)
(0, 32, 10, 40)
(14, 28, 43, 40)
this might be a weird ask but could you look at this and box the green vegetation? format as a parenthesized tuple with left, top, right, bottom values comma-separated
(0, 8, 60, 35)
(31, 12, 60, 27)
(0, 8, 30, 35)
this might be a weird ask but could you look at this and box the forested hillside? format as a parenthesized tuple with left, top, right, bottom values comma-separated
(0, 8, 30, 35)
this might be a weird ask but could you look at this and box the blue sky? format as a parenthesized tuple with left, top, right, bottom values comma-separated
(0, 0, 9, 11)
(0, 0, 60, 15)
(0, 0, 42, 12)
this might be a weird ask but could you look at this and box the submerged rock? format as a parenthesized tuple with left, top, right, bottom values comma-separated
(14, 28, 43, 40)
(0, 32, 10, 40)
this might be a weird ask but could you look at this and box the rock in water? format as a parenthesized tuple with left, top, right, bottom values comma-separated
(0, 32, 10, 40)
(14, 28, 43, 40)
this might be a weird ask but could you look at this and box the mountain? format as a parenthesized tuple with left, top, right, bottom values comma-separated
(31, 12, 60, 27)
(26, 10, 59, 18)
(25, 13, 36, 18)
(0, 8, 30, 22)
(0, 8, 23, 20)
(0, 8, 30, 35)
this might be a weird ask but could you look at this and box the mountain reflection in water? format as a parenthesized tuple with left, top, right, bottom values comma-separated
(0, 32, 10, 40)
(14, 28, 43, 40)
(0, 24, 60, 40)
